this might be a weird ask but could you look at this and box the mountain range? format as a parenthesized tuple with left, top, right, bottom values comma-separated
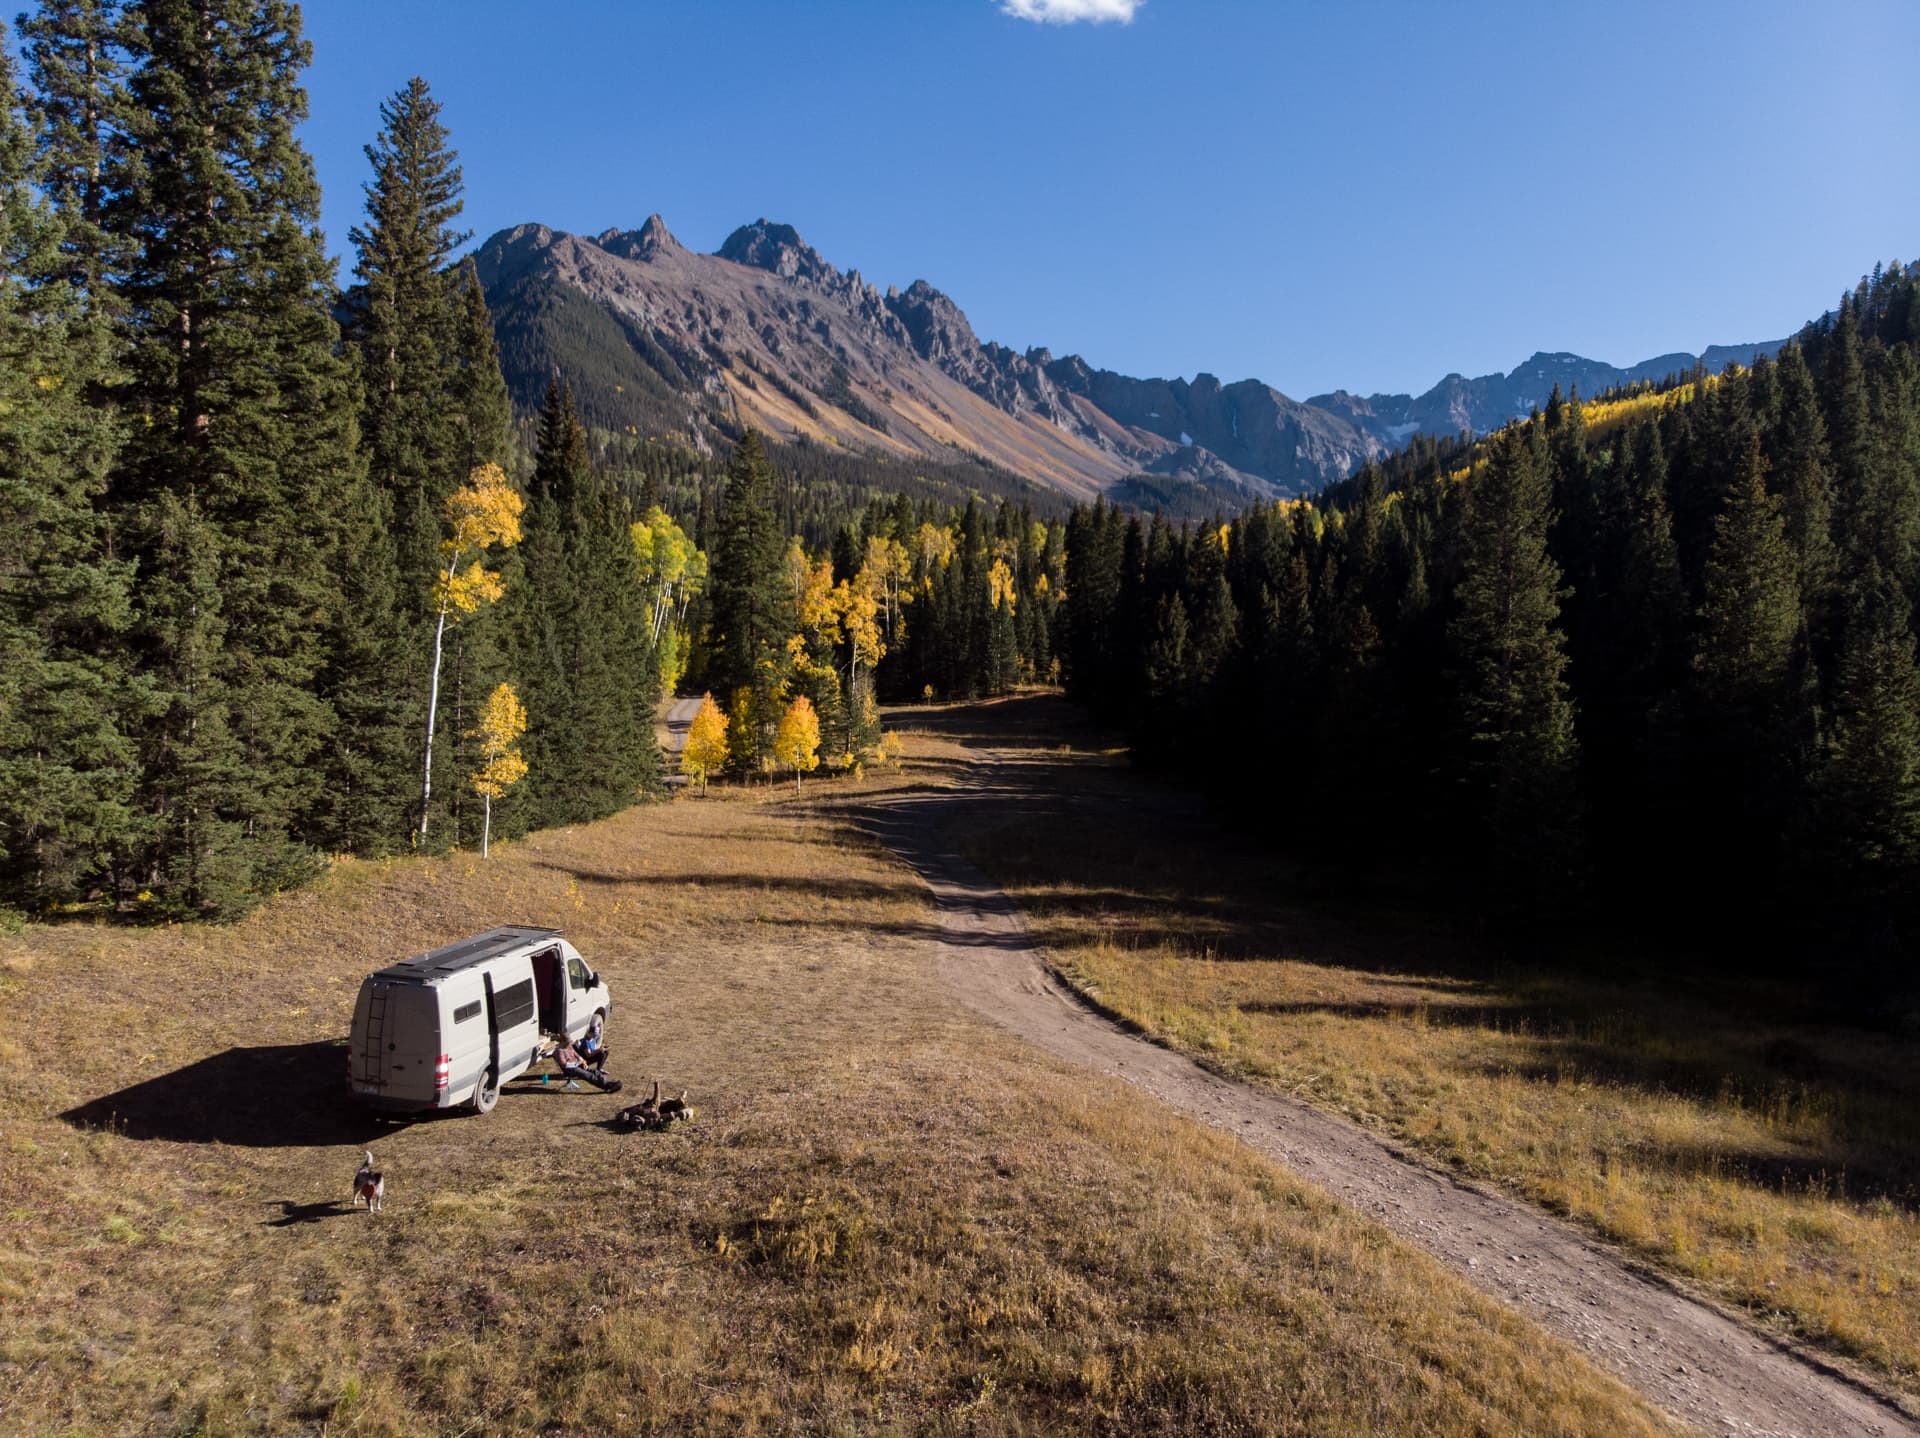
(475, 216, 1784, 502)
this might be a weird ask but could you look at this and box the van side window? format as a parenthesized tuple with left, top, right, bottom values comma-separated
(494, 978, 535, 1031)
(567, 957, 589, 990)
(453, 1000, 481, 1024)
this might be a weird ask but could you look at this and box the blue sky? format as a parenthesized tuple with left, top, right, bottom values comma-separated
(300, 0, 1920, 399)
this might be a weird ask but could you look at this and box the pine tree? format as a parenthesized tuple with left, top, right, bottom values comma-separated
(449, 258, 512, 475)
(1824, 303, 1876, 572)
(309, 466, 410, 856)
(510, 380, 658, 826)
(1687, 437, 1809, 904)
(1445, 423, 1582, 908)
(108, 0, 360, 915)
(350, 76, 467, 607)
(343, 76, 474, 849)
(17, 0, 130, 295)
(441, 259, 517, 845)
(0, 27, 135, 907)
(706, 431, 789, 771)
(1812, 568, 1920, 916)
(1766, 343, 1838, 653)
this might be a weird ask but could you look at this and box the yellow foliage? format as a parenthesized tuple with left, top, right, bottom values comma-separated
(682, 693, 731, 792)
(468, 684, 529, 801)
(838, 570, 885, 671)
(435, 559, 507, 615)
(631, 505, 704, 593)
(913, 522, 955, 587)
(772, 695, 822, 787)
(1578, 377, 1711, 440)
(434, 464, 522, 625)
(987, 558, 1017, 614)
(792, 550, 841, 644)
(444, 463, 523, 553)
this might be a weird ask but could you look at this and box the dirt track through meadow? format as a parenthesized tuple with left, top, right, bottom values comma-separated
(852, 739, 1919, 1438)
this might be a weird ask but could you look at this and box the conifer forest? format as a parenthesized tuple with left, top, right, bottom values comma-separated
(1, 0, 1916, 993)
(1061, 275, 1920, 969)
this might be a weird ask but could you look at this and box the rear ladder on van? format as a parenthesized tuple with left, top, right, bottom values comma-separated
(358, 983, 390, 1089)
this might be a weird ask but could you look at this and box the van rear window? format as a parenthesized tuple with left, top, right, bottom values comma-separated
(453, 1000, 481, 1024)
(493, 978, 535, 1031)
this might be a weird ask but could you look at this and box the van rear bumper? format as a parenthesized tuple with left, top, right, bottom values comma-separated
(348, 1085, 444, 1114)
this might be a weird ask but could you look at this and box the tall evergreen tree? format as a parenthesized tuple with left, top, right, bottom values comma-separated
(339, 76, 473, 848)
(1444, 423, 1582, 907)
(1812, 567, 1920, 921)
(0, 28, 135, 907)
(1686, 437, 1810, 908)
(349, 75, 466, 606)
(17, 0, 130, 295)
(1766, 343, 1838, 649)
(511, 380, 658, 823)
(705, 430, 789, 770)
(107, 0, 359, 914)
(440, 257, 518, 844)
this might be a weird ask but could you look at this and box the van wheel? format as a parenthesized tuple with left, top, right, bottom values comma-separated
(471, 1072, 500, 1116)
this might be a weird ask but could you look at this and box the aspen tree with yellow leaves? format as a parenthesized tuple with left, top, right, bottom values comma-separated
(682, 693, 730, 795)
(469, 683, 528, 858)
(421, 463, 523, 845)
(773, 695, 822, 793)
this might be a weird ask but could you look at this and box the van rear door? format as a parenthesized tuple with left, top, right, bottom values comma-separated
(361, 980, 440, 1104)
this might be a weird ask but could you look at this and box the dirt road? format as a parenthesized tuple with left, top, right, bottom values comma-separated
(856, 739, 1918, 1438)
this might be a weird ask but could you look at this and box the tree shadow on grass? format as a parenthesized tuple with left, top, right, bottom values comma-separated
(61, 1041, 393, 1147)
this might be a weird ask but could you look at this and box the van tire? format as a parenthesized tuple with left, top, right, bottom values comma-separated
(471, 1072, 500, 1115)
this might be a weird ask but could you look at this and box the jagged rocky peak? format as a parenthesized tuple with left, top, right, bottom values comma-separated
(596, 213, 684, 262)
(885, 279, 980, 362)
(472, 222, 563, 288)
(717, 218, 837, 285)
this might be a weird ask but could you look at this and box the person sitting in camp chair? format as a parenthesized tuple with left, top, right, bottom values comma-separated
(546, 1032, 621, 1093)
(576, 1013, 608, 1073)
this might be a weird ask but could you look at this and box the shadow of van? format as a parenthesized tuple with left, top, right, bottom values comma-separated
(60, 1040, 399, 1147)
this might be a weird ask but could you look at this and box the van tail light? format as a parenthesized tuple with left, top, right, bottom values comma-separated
(434, 1053, 451, 1091)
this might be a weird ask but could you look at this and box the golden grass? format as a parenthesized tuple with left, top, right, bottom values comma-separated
(0, 739, 1675, 1435)
(933, 698, 1920, 1398)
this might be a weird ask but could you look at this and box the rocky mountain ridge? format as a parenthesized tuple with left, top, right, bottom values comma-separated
(475, 214, 1783, 502)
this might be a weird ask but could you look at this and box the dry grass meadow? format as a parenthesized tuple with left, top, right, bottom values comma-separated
(932, 696, 1920, 1401)
(0, 722, 1680, 1436)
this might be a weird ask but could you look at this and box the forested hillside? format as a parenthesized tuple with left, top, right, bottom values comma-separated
(1063, 264, 1920, 966)
(0, 6, 666, 918)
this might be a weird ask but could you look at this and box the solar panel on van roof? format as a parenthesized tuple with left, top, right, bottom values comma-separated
(375, 925, 562, 981)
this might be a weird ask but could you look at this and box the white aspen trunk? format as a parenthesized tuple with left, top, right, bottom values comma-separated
(482, 791, 492, 858)
(418, 550, 462, 846)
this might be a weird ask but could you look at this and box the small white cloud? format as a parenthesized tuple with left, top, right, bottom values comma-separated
(999, 0, 1143, 24)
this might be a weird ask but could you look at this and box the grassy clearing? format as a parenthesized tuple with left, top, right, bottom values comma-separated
(0, 731, 1675, 1435)
(927, 696, 1920, 1399)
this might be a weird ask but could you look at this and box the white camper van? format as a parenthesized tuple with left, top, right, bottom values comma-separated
(348, 926, 612, 1116)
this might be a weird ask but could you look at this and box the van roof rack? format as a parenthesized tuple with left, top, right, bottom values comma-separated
(374, 925, 563, 982)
